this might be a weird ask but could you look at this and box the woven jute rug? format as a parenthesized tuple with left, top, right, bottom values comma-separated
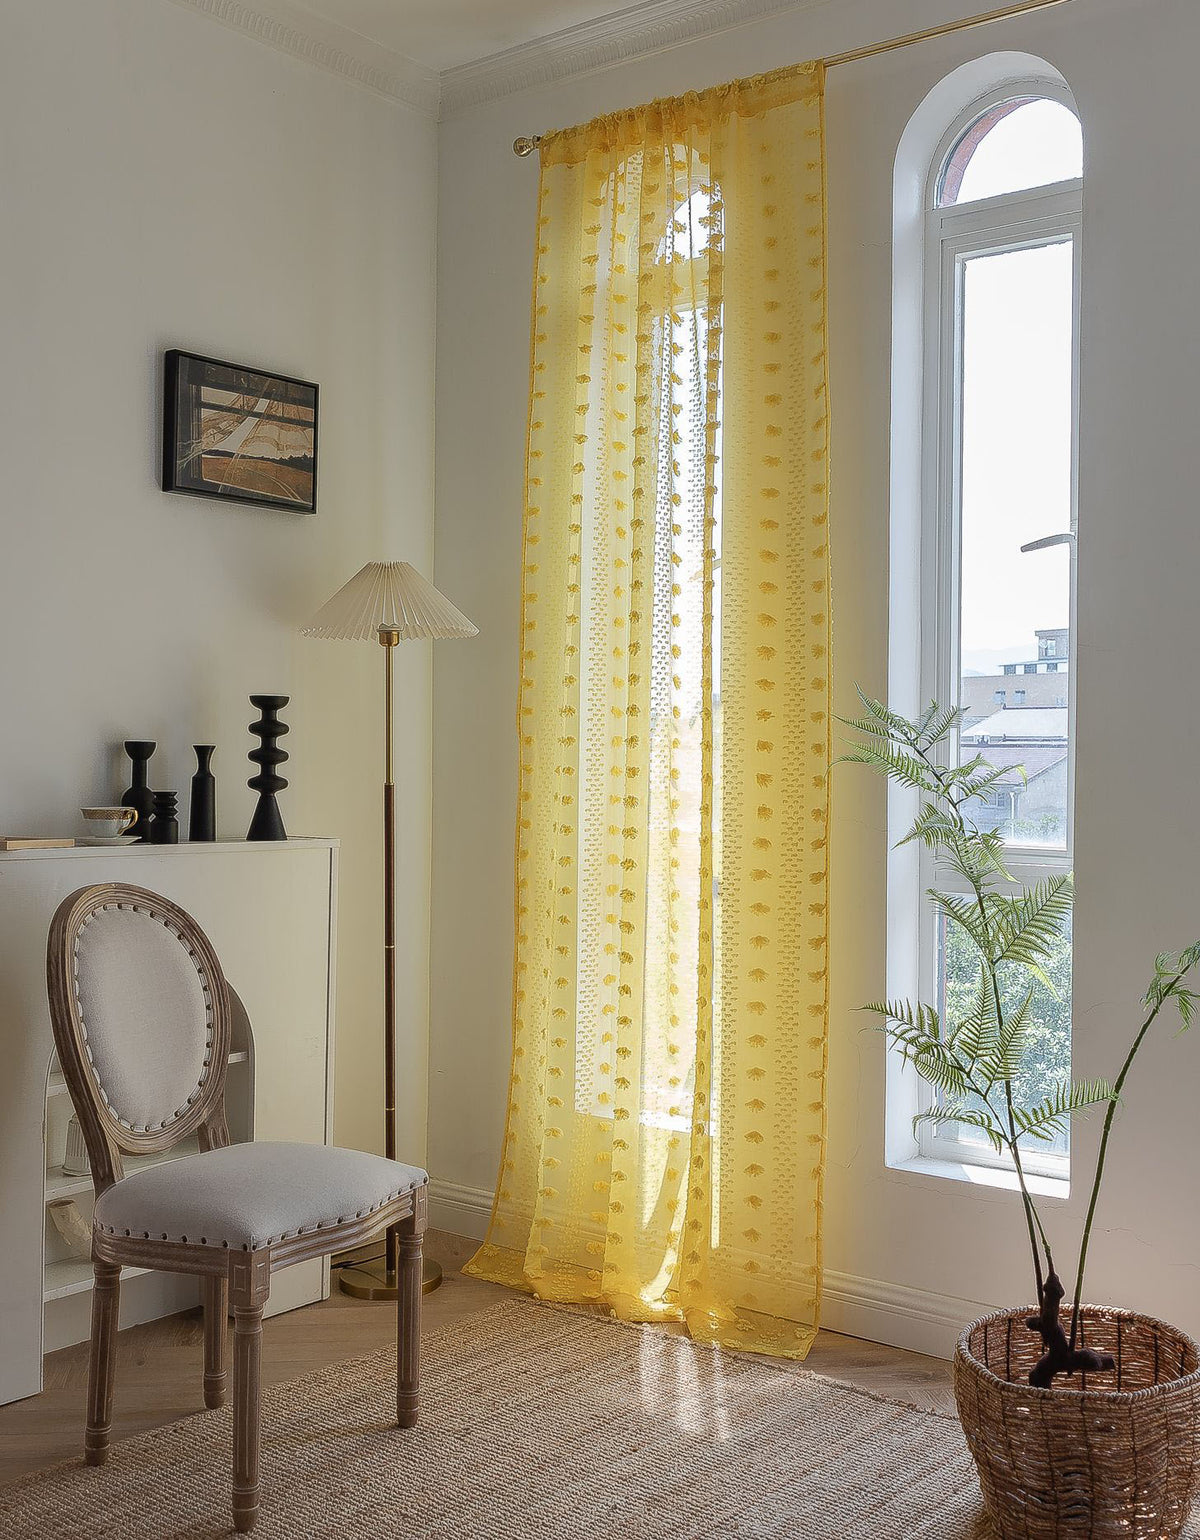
(0, 1295, 1175, 1540)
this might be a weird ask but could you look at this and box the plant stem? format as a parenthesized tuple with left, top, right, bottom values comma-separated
(1068, 979, 1180, 1350)
(997, 973, 1048, 1297)
(966, 1065, 1050, 1294)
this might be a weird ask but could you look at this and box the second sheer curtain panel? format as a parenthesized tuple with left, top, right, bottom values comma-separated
(468, 62, 831, 1358)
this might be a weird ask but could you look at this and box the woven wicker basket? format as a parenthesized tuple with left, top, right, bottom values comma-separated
(955, 1306, 1200, 1539)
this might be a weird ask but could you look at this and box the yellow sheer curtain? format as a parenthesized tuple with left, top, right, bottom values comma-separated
(466, 61, 831, 1359)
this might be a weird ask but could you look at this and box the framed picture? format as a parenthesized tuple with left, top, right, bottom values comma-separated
(162, 350, 318, 513)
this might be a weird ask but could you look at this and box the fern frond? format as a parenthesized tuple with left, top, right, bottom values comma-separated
(895, 803, 963, 858)
(862, 999, 941, 1038)
(909, 1042, 972, 1100)
(955, 764, 1026, 806)
(949, 966, 998, 1072)
(978, 985, 1036, 1085)
(1012, 1078, 1115, 1142)
(974, 827, 1015, 881)
(864, 1001, 947, 1074)
(851, 689, 924, 746)
(915, 701, 964, 751)
(935, 826, 1012, 889)
(914, 1104, 1005, 1154)
(839, 740, 941, 795)
(864, 1000, 977, 1098)
(994, 874, 1074, 972)
(929, 889, 992, 957)
(1144, 943, 1200, 1014)
(838, 714, 896, 743)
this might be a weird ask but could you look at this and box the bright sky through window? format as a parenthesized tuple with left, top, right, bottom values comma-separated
(959, 239, 1074, 674)
(940, 97, 1082, 205)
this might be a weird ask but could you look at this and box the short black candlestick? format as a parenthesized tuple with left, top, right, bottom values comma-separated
(246, 695, 289, 841)
(147, 791, 179, 845)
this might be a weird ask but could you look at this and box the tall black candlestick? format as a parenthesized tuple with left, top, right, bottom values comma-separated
(246, 696, 289, 841)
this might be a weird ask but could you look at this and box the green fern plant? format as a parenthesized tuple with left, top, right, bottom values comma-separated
(844, 693, 1200, 1387)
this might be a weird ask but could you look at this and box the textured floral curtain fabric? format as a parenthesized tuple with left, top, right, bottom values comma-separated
(467, 61, 831, 1359)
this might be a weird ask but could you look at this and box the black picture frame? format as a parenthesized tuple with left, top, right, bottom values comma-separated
(162, 350, 318, 514)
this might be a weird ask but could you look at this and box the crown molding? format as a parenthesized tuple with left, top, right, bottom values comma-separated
(439, 0, 827, 116)
(166, 0, 834, 121)
(164, 0, 440, 115)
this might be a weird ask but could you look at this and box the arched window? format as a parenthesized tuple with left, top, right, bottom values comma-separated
(890, 70, 1082, 1180)
(937, 96, 1081, 205)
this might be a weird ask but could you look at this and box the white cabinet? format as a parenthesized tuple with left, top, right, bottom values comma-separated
(0, 840, 338, 1406)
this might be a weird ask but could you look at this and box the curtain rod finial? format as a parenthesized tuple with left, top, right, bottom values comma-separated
(513, 135, 542, 157)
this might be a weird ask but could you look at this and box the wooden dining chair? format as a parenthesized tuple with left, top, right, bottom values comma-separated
(47, 882, 428, 1533)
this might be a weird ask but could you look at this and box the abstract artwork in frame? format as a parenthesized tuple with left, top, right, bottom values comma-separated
(163, 350, 318, 513)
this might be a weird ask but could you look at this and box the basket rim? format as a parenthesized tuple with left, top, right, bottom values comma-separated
(956, 1303, 1200, 1405)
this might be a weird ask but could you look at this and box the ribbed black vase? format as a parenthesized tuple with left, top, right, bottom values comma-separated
(121, 741, 156, 842)
(189, 745, 216, 842)
(246, 695, 289, 841)
(147, 791, 179, 845)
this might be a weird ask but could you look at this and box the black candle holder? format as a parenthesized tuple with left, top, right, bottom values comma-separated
(246, 695, 289, 841)
(121, 741, 156, 842)
(147, 791, 179, 845)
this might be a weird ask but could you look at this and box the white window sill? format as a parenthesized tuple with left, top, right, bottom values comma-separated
(889, 1153, 1069, 1200)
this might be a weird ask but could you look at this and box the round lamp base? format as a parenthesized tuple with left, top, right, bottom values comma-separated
(337, 1255, 443, 1300)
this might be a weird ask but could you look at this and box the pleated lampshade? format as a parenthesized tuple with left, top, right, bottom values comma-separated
(301, 561, 478, 641)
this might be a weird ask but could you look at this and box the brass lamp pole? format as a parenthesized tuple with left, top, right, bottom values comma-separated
(302, 562, 478, 1298)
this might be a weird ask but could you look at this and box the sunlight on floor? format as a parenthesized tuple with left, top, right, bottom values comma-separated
(636, 1325, 733, 1441)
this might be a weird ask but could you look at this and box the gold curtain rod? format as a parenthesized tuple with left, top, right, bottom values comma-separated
(512, 0, 1073, 155)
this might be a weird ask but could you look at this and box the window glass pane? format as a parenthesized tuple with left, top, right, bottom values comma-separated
(957, 239, 1073, 849)
(940, 98, 1082, 206)
(935, 904, 1072, 1156)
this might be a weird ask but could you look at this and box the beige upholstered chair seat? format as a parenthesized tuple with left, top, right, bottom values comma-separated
(94, 1142, 427, 1254)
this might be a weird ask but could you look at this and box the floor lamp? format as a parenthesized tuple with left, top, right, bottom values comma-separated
(302, 561, 478, 1298)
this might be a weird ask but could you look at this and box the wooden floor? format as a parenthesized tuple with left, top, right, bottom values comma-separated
(0, 1229, 953, 1486)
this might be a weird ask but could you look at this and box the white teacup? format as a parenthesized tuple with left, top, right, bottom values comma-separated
(80, 806, 139, 844)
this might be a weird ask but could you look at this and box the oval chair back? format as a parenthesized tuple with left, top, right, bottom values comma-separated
(47, 884, 232, 1197)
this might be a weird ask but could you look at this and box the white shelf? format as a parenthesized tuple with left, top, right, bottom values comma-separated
(43, 1258, 151, 1302)
(0, 838, 337, 863)
(45, 1138, 201, 1203)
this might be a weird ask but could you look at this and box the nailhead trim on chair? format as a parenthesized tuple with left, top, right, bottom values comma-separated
(72, 902, 216, 1135)
(93, 1182, 418, 1251)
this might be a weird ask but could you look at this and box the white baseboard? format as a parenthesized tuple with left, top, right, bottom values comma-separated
(821, 1269, 992, 1361)
(426, 1177, 990, 1361)
(428, 1178, 493, 1241)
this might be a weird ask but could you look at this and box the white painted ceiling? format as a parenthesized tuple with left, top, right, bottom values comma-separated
(292, 0, 648, 72)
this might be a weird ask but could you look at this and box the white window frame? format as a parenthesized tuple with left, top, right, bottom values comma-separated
(914, 81, 1082, 1179)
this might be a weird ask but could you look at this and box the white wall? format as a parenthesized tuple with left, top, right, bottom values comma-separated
(1, 0, 438, 1163)
(431, 0, 1200, 1353)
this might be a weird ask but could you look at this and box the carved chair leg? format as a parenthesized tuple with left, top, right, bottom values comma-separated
(85, 1261, 120, 1466)
(232, 1302, 264, 1533)
(203, 1276, 228, 1409)
(396, 1204, 424, 1428)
